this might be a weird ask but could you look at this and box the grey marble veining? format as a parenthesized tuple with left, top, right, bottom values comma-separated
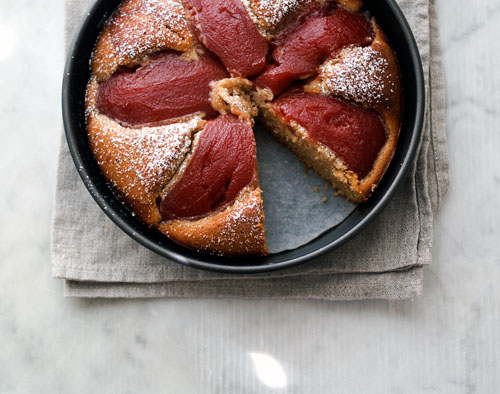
(0, 0, 499, 392)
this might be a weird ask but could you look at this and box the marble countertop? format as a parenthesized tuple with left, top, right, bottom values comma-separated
(1, 0, 499, 392)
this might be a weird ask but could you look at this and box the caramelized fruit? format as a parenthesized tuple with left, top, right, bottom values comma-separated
(255, 6, 372, 95)
(160, 115, 256, 220)
(97, 51, 228, 126)
(273, 91, 387, 178)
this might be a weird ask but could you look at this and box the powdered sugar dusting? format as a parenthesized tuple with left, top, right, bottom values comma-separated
(90, 116, 201, 197)
(250, 0, 310, 31)
(93, 0, 191, 78)
(114, 0, 186, 56)
(212, 191, 263, 252)
(319, 46, 395, 106)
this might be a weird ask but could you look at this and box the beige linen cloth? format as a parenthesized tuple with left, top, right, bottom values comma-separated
(52, 0, 449, 300)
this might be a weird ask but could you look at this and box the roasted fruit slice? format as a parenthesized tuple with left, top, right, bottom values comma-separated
(159, 115, 257, 220)
(187, 0, 268, 77)
(97, 51, 229, 126)
(91, 0, 194, 81)
(87, 78, 206, 225)
(158, 115, 267, 255)
(258, 88, 397, 203)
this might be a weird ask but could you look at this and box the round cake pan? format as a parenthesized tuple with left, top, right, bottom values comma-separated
(62, 0, 425, 274)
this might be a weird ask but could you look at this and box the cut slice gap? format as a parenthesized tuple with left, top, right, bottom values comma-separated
(91, 0, 195, 81)
(253, 123, 355, 253)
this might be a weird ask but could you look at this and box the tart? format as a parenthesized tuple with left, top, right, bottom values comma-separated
(85, 0, 402, 256)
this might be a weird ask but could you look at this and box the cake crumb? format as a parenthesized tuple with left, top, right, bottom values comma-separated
(324, 184, 329, 191)
(210, 78, 257, 121)
(321, 197, 327, 203)
(313, 186, 319, 193)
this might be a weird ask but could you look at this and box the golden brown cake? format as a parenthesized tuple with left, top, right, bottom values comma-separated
(85, 0, 402, 256)
(91, 0, 195, 82)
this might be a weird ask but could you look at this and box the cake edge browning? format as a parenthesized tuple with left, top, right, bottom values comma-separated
(156, 117, 268, 256)
(91, 0, 195, 82)
(158, 184, 268, 256)
(359, 22, 402, 199)
(369, 21, 403, 137)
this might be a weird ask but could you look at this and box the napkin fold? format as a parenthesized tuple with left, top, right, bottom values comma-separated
(52, 0, 448, 300)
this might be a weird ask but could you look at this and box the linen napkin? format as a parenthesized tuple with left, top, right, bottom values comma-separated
(52, 0, 448, 300)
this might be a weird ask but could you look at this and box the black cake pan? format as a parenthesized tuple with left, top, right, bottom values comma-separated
(62, 0, 425, 273)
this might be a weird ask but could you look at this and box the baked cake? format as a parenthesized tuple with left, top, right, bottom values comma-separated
(85, 0, 402, 256)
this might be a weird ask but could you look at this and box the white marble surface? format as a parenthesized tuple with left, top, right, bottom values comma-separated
(1, 0, 500, 392)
